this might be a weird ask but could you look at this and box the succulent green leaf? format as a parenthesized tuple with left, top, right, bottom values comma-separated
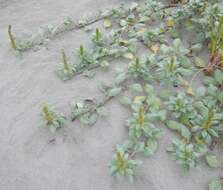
(119, 96, 132, 106)
(166, 120, 191, 140)
(206, 155, 220, 168)
(209, 180, 222, 190)
(108, 87, 122, 97)
(129, 83, 143, 93)
(97, 106, 108, 117)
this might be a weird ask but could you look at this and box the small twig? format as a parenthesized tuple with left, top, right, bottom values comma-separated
(48, 138, 56, 144)
(189, 69, 203, 86)
(129, 150, 137, 158)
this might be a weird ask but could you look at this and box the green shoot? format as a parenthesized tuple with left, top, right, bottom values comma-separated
(79, 45, 85, 57)
(62, 49, 69, 71)
(57, 49, 74, 81)
(8, 25, 17, 50)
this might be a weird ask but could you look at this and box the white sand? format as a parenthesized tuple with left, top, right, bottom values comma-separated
(0, 0, 221, 189)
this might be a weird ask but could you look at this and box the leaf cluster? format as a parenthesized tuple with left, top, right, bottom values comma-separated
(70, 99, 108, 126)
(39, 104, 67, 132)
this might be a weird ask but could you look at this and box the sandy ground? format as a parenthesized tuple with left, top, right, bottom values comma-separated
(0, 0, 222, 190)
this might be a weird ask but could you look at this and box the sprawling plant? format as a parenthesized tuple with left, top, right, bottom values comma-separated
(6, 4, 132, 52)
(140, 0, 164, 20)
(165, 87, 223, 173)
(127, 57, 151, 80)
(26, 0, 223, 188)
(109, 84, 165, 180)
(138, 27, 166, 45)
(57, 49, 75, 81)
(167, 93, 198, 125)
(167, 91, 223, 144)
(173, 1, 221, 35)
(167, 139, 206, 172)
(154, 39, 193, 85)
(110, 145, 141, 182)
(76, 45, 97, 70)
(56, 27, 135, 80)
(39, 104, 67, 132)
(126, 104, 164, 156)
(191, 107, 223, 145)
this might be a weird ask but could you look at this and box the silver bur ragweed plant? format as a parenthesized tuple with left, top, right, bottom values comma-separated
(29, 0, 223, 188)
(77, 45, 95, 67)
(127, 57, 151, 81)
(127, 106, 149, 139)
(186, 1, 220, 42)
(110, 84, 165, 181)
(167, 139, 205, 172)
(91, 29, 132, 60)
(127, 105, 163, 156)
(191, 108, 223, 145)
(70, 45, 99, 77)
(57, 27, 136, 81)
(57, 49, 74, 81)
(39, 104, 66, 132)
(167, 91, 223, 145)
(155, 39, 193, 85)
(110, 145, 142, 182)
(139, 27, 166, 46)
(165, 90, 222, 172)
(7, 3, 135, 53)
(167, 92, 198, 125)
